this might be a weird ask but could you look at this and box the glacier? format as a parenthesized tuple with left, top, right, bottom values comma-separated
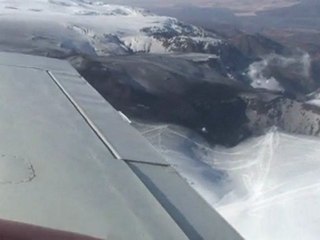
(134, 122, 320, 240)
(0, 0, 222, 56)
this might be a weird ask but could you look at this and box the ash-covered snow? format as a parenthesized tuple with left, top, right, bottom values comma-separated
(134, 122, 320, 240)
(168, 53, 219, 62)
(0, 0, 223, 56)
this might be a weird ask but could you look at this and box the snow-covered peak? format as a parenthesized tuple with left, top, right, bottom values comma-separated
(0, 0, 223, 56)
(1, 0, 150, 17)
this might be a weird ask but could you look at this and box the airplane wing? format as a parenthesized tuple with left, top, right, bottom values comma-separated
(0, 52, 243, 240)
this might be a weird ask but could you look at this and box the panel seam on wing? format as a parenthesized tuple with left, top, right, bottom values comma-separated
(47, 70, 123, 160)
